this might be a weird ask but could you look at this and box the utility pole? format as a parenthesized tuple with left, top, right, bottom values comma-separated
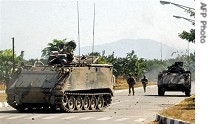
(160, 42, 162, 62)
(12, 37, 15, 73)
(188, 41, 190, 71)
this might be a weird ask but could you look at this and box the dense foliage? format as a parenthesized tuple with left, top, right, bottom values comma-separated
(0, 49, 24, 83)
(101, 50, 195, 81)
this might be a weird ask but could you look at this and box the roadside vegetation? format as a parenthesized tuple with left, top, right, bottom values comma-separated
(160, 94, 195, 123)
(0, 84, 7, 102)
(150, 94, 195, 124)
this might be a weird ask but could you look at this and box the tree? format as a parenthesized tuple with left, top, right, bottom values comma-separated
(41, 39, 67, 57)
(0, 49, 23, 83)
(106, 50, 147, 78)
(88, 52, 101, 56)
(178, 9, 195, 43)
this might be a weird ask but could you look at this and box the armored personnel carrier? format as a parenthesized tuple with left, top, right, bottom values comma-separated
(157, 62, 191, 96)
(6, 41, 114, 112)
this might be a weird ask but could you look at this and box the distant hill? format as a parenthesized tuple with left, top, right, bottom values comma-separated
(76, 39, 194, 60)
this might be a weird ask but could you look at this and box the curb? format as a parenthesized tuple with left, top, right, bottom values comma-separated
(155, 114, 191, 124)
(0, 102, 10, 108)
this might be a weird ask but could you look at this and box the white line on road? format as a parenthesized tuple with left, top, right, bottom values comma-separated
(111, 100, 130, 105)
(134, 118, 146, 122)
(0, 115, 11, 119)
(24, 115, 45, 119)
(96, 116, 113, 121)
(7, 115, 28, 119)
(79, 116, 95, 120)
(115, 118, 129, 121)
(61, 116, 78, 120)
(42, 114, 64, 119)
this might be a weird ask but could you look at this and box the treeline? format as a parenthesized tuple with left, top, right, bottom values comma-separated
(94, 50, 195, 81)
(0, 47, 195, 83)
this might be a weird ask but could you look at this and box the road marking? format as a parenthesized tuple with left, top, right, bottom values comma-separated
(134, 118, 146, 122)
(42, 114, 64, 119)
(111, 100, 130, 105)
(0, 115, 11, 119)
(61, 116, 78, 119)
(115, 118, 129, 121)
(96, 116, 113, 121)
(7, 115, 28, 119)
(79, 116, 95, 120)
(24, 115, 45, 119)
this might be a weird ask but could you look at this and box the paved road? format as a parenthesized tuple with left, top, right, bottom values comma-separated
(0, 82, 194, 124)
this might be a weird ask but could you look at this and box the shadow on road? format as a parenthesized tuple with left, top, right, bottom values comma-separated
(0, 110, 18, 114)
(0, 110, 65, 114)
(144, 94, 189, 97)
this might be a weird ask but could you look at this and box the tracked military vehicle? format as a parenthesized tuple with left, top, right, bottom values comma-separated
(157, 62, 191, 96)
(6, 41, 114, 112)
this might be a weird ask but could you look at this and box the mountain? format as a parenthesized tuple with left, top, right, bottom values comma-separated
(76, 39, 194, 60)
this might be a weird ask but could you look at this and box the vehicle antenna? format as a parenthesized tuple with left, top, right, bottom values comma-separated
(92, 3, 95, 63)
(77, 1, 81, 65)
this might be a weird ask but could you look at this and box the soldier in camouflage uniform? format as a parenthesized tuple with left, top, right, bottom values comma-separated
(127, 74, 136, 96)
(141, 75, 148, 92)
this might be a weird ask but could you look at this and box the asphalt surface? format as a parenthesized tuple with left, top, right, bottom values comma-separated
(0, 82, 195, 124)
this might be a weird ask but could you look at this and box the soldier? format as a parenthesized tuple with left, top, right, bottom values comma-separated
(127, 74, 136, 96)
(141, 75, 148, 92)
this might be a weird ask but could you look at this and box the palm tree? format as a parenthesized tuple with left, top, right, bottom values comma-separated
(41, 39, 66, 58)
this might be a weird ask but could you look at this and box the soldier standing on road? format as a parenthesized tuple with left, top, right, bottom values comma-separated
(141, 75, 148, 92)
(127, 74, 136, 96)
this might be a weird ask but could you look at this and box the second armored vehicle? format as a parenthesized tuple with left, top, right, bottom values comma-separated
(157, 62, 191, 96)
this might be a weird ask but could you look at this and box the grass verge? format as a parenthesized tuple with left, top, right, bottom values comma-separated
(0, 93, 7, 102)
(149, 94, 195, 124)
(0, 84, 7, 102)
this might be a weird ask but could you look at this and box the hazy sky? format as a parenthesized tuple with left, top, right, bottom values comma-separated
(0, 0, 195, 60)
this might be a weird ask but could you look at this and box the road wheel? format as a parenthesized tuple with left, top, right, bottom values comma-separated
(158, 87, 165, 96)
(75, 96, 83, 111)
(83, 96, 90, 111)
(67, 96, 75, 112)
(185, 89, 191, 96)
(90, 95, 97, 110)
(62, 94, 68, 107)
(97, 95, 104, 111)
